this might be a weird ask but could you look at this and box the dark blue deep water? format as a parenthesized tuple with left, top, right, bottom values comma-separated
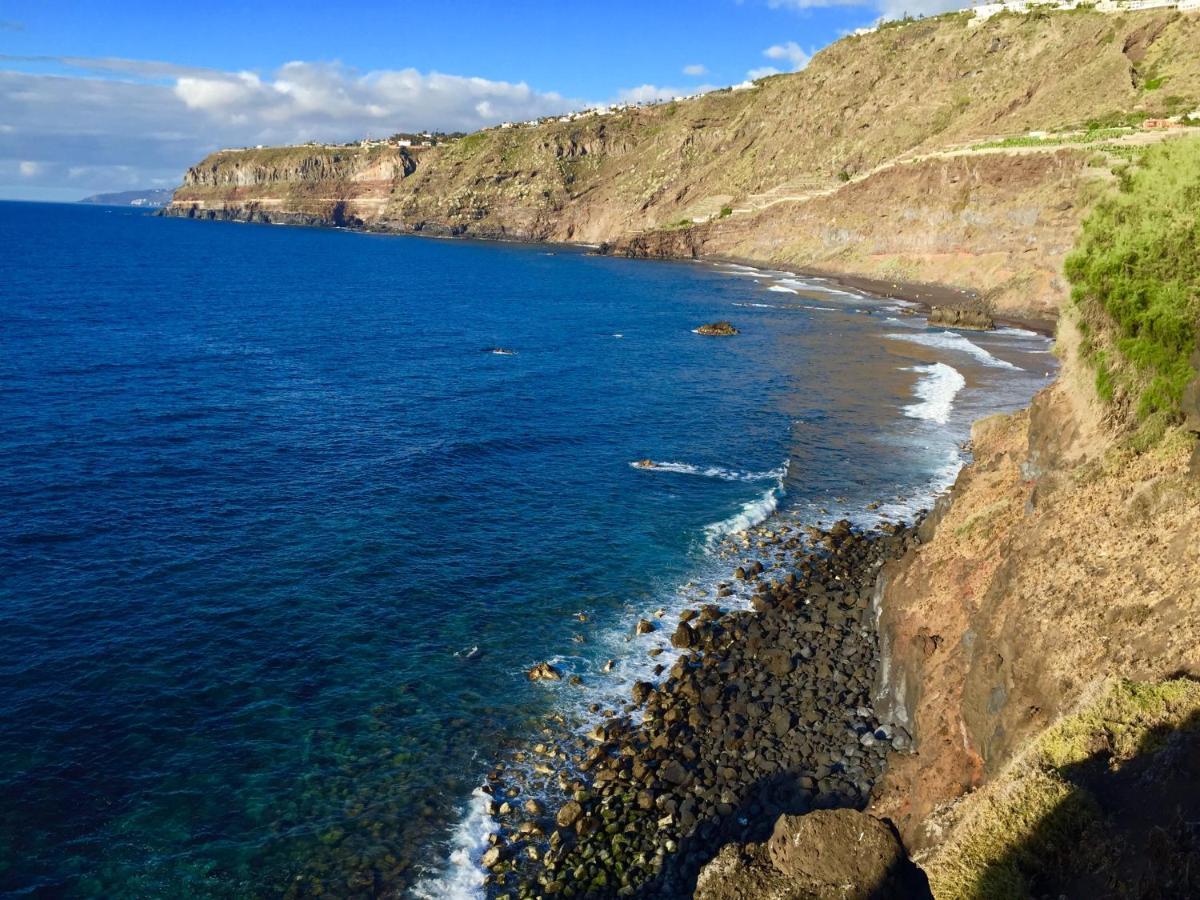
(0, 202, 1054, 897)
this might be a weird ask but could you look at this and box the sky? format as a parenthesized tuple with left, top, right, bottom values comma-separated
(0, 0, 963, 201)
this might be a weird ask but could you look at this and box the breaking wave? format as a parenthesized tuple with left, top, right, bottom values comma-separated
(888, 330, 1021, 370)
(903, 363, 966, 425)
(410, 787, 496, 900)
(629, 460, 786, 482)
(703, 477, 785, 545)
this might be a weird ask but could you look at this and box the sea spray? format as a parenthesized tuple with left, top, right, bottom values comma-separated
(903, 363, 966, 425)
(410, 787, 495, 900)
(627, 460, 787, 483)
(888, 329, 1022, 370)
(703, 475, 786, 546)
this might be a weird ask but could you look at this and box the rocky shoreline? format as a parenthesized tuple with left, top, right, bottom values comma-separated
(476, 515, 926, 899)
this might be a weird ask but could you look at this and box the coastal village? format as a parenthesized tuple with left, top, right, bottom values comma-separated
(210, 0, 1200, 161)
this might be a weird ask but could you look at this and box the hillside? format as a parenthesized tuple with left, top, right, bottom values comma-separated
(80, 188, 175, 207)
(159, 9, 1200, 896)
(168, 7, 1200, 321)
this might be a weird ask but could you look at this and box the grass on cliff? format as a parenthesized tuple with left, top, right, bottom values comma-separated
(1065, 136, 1200, 445)
(923, 678, 1200, 900)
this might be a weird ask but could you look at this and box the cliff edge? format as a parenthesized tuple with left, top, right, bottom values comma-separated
(166, 7, 1200, 324)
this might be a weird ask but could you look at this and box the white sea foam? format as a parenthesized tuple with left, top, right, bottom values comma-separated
(993, 326, 1041, 339)
(768, 285, 799, 294)
(629, 460, 786, 482)
(410, 787, 495, 900)
(888, 330, 1021, 370)
(903, 363, 966, 425)
(732, 302, 778, 309)
(703, 477, 785, 544)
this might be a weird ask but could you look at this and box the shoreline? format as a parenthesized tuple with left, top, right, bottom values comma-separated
(701, 254, 1057, 337)
(478, 515, 925, 898)
(158, 208, 1056, 337)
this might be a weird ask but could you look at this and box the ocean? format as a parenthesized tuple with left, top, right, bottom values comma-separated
(0, 201, 1053, 897)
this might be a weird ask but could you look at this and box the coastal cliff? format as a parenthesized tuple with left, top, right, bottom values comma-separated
(165, 7, 1200, 323)
(161, 8, 1200, 896)
(169, 144, 417, 226)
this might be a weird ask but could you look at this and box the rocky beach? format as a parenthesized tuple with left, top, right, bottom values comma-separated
(477, 514, 930, 899)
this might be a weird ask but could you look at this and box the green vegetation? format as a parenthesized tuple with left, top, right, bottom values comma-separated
(974, 127, 1130, 151)
(925, 678, 1200, 900)
(1065, 136, 1200, 441)
(718, 206, 733, 218)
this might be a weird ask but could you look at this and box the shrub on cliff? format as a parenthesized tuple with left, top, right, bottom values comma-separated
(1065, 136, 1200, 442)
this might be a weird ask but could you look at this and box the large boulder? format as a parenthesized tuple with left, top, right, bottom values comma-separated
(927, 304, 994, 331)
(695, 321, 739, 336)
(695, 809, 931, 900)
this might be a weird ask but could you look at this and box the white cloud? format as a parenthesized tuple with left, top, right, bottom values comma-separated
(763, 41, 812, 71)
(174, 72, 264, 111)
(768, 0, 964, 20)
(744, 39, 812, 81)
(682, 63, 708, 77)
(0, 58, 582, 199)
(616, 83, 716, 103)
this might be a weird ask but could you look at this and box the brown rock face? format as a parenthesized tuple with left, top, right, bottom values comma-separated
(694, 809, 931, 900)
(869, 339, 1200, 852)
(926, 304, 995, 331)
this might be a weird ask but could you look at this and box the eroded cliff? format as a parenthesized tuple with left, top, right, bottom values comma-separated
(166, 7, 1200, 323)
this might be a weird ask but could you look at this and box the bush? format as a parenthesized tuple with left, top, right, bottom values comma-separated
(1064, 136, 1200, 434)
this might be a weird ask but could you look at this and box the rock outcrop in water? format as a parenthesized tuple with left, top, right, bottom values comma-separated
(694, 322, 738, 336)
(165, 8, 1200, 324)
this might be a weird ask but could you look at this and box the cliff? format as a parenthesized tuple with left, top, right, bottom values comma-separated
(169, 144, 418, 226)
(166, 7, 1200, 323)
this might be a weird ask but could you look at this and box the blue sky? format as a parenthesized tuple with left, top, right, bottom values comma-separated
(0, 0, 956, 200)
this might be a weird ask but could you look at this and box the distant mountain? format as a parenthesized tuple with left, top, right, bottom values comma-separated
(79, 188, 176, 208)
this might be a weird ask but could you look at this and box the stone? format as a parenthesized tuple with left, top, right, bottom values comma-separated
(694, 321, 739, 336)
(636, 619, 656, 635)
(527, 662, 562, 681)
(556, 800, 584, 829)
(671, 622, 697, 649)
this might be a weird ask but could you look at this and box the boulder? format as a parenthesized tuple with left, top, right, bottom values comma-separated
(555, 800, 583, 829)
(927, 304, 994, 331)
(527, 662, 562, 681)
(768, 809, 928, 897)
(671, 622, 697, 649)
(695, 809, 931, 900)
(695, 321, 740, 336)
(632, 681, 654, 705)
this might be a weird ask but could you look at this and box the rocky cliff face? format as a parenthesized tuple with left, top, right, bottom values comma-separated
(167, 8, 1200, 322)
(867, 319, 1200, 852)
(169, 144, 416, 226)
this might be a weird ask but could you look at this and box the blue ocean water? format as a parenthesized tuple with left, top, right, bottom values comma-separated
(0, 202, 1053, 897)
